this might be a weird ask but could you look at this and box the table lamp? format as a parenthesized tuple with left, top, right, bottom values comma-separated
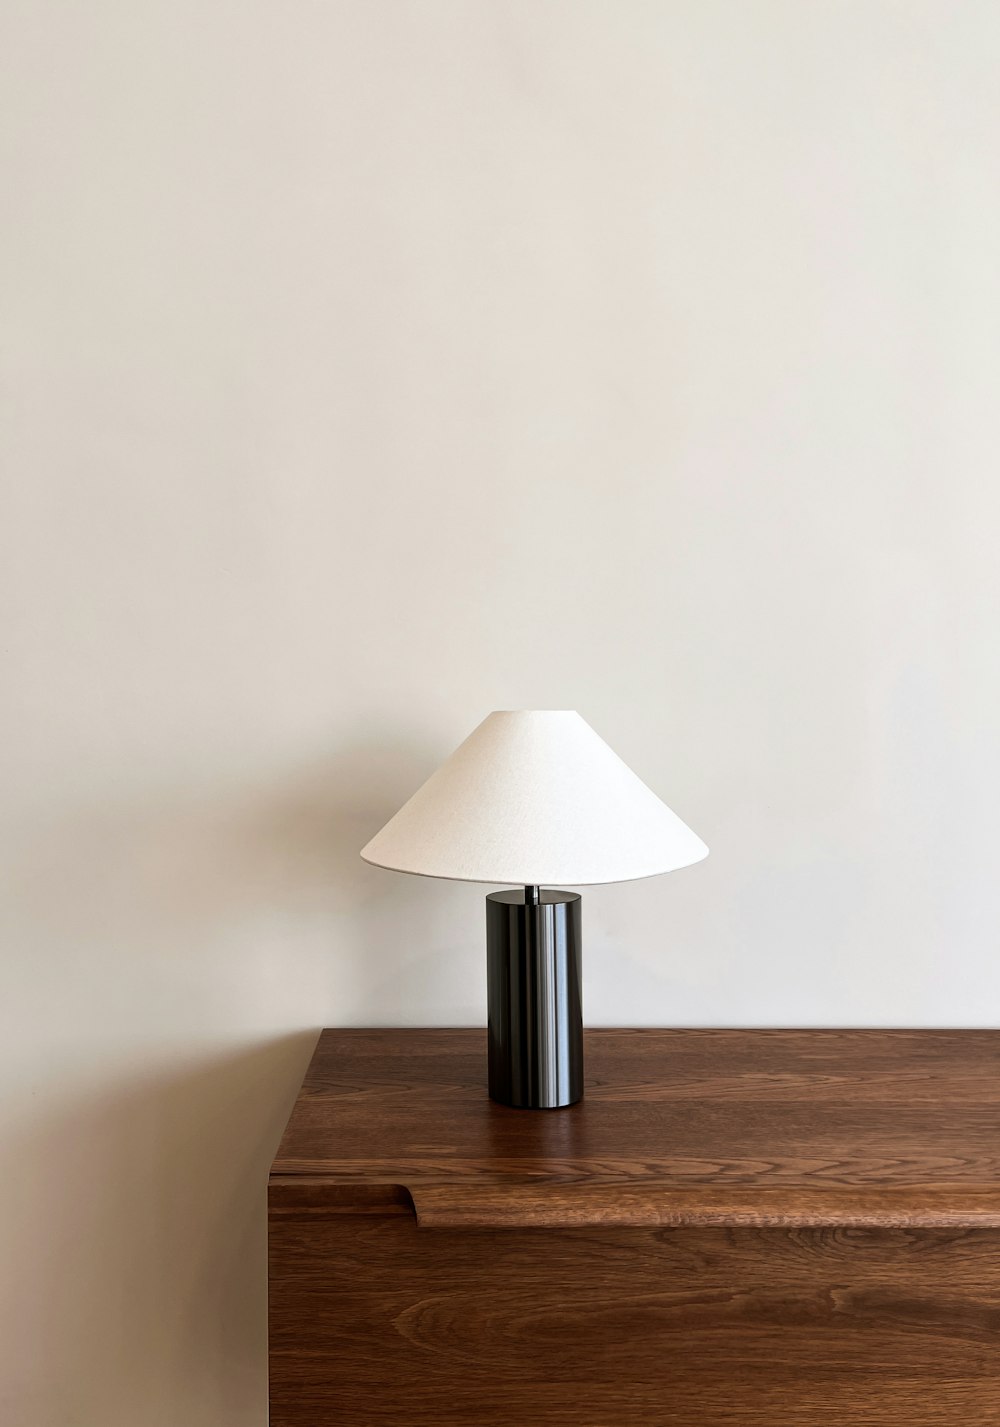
(360, 710, 708, 1110)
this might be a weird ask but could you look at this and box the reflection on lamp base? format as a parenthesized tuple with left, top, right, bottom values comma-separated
(486, 888, 583, 1109)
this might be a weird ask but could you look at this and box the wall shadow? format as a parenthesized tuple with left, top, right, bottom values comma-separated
(2, 1034, 317, 1427)
(2, 729, 460, 1425)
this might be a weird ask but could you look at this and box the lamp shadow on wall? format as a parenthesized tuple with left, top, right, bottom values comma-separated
(4, 731, 450, 1426)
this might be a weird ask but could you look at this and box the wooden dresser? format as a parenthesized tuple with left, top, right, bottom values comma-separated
(268, 1028, 1000, 1425)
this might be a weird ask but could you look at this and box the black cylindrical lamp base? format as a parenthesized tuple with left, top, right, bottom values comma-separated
(486, 889, 583, 1109)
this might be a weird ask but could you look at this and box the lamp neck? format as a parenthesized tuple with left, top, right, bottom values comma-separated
(525, 885, 541, 905)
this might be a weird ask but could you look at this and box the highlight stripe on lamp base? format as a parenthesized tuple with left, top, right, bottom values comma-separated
(486, 889, 583, 1109)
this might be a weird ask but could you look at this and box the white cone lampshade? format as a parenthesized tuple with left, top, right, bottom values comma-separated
(360, 710, 708, 887)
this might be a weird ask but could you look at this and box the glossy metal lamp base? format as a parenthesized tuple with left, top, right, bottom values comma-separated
(486, 888, 583, 1109)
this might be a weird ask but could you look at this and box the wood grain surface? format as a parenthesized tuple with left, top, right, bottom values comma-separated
(269, 1029, 1000, 1424)
(271, 1028, 1000, 1227)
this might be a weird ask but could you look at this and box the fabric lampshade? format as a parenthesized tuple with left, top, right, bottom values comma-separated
(360, 710, 708, 887)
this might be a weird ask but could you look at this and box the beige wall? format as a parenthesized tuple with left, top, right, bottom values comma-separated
(3, 2, 1000, 1422)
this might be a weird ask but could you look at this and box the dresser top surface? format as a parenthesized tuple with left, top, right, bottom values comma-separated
(270, 1028, 1000, 1228)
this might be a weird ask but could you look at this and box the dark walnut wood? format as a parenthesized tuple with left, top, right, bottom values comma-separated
(269, 1029, 1000, 1425)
